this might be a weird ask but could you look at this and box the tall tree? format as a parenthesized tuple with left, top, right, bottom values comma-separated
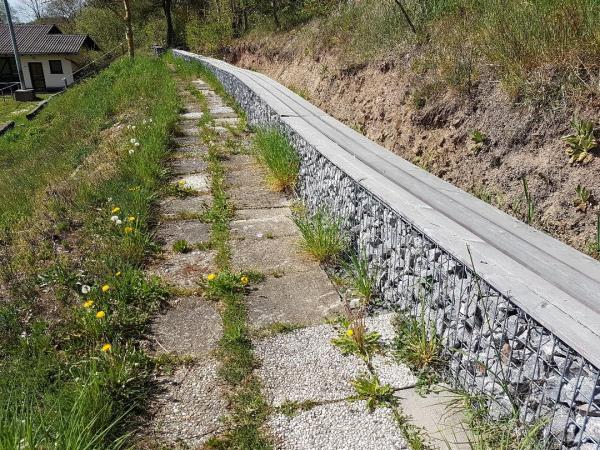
(162, 0, 175, 46)
(19, 0, 47, 21)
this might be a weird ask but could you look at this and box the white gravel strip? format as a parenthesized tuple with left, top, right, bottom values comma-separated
(255, 323, 368, 406)
(372, 355, 418, 389)
(365, 312, 398, 347)
(268, 400, 408, 450)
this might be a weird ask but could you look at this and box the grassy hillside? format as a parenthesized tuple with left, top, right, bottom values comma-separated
(0, 56, 178, 449)
(226, 0, 600, 259)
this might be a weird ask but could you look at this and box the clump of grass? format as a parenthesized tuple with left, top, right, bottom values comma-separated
(277, 399, 319, 417)
(172, 239, 193, 253)
(393, 308, 442, 391)
(563, 118, 597, 164)
(254, 322, 304, 338)
(293, 208, 347, 263)
(253, 128, 300, 192)
(343, 251, 378, 305)
(351, 373, 396, 412)
(470, 130, 487, 144)
(446, 390, 547, 450)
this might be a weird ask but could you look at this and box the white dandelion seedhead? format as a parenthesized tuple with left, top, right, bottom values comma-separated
(110, 215, 120, 222)
(129, 149, 135, 155)
(81, 284, 91, 294)
(134, 142, 140, 147)
(130, 138, 136, 144)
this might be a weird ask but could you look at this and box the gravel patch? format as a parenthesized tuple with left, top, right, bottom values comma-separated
(365, 312, 397, 347)
(372, 355, 417, 389)
(268, 400, 408, 450)
(256, 324, 367, 405)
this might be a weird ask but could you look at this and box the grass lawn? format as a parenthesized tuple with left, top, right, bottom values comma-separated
(0, 94, 49, 123)
(0, 56, 179, 449)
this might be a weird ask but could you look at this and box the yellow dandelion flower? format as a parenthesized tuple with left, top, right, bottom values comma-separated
(111, 207, 121, 214)
(346, 328, 354, 337)
(178, 179, 186, 185)
(124, 226, 134, 234)
(240, 276, 249, 285)
(83, 300, 94, 308)
(96, 310, 106, 319)
(101, 343, 112, 352)
(102, 284, 110, 292)
(115, 271, 122, 277)
(127, 216, 136, 222)
(207, 273, 217, 281)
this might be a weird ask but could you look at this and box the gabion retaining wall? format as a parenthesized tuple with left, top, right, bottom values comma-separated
(174, 50, 600, 449)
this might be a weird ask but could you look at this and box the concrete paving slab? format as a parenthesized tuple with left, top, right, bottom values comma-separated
(150, 361, 226, 447)
(228, 183, 291, 209)
(210, 105, 236, 118)
(395, 388, 471, 449)
(231, 235, 314, 273)
(231, 209, 299, 241)
(268, 401, 408, 450)
(173, 136, 199, 148)
(224, 154, 255, 173)
(179, 127, 199, 137)
(255, 323, 366, 405)
(150, 250, 216, 289)
(214, 117, 240, 126)
(156, 220, 211, 247)
(175, 174, 209, 193)
(234, 206, 292, 221)
(151, 296, 221, 356)
(159, 195, 211, 217)
(192, 80, 210, 90)
(247, 270, 342, 328)
(181, 111, 203, 120)
(170, 158, 207, 176)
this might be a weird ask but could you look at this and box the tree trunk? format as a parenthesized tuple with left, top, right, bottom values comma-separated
(271, 0, 280, 30)
(123, 0, 134, 58)
(163, 0, 175, 47)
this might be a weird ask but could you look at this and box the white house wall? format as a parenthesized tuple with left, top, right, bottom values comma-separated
(21, 55, 74, 90)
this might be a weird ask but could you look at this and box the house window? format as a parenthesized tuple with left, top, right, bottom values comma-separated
(49, 60, 63, 74)
(0, 57, 18, 82)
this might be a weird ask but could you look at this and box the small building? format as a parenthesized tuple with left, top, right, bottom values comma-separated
(0, 24, 99, 91)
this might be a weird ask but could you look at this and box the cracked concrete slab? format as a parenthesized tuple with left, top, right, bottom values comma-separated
(150, 250, 216, 288)
(159, 195, 211, 217)
(247, 270, 342, 327)
(231, 235, 314, 273)
(256, 323, 366, 405)
(181, 111, 203, 120)
(149, 361, 226, 447)
(156, 219, 211, 247)
(231, 208, 299, 240)
(151, 296, 221, 357)
(170, 158, 207, 176)
(268, 401, 407, 450)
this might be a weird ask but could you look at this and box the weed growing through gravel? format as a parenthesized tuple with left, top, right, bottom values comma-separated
(253, 127, 300, 192)
(293, 207, 347, 263)
(332, 315, 382, 364)
(172, 239, 193, 253)
(351, 373, 395, 412)
(277, 399, 320, 417)
(343, 251, 379, 305)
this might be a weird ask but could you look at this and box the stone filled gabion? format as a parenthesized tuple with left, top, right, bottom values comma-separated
(175, 51, 600, 450)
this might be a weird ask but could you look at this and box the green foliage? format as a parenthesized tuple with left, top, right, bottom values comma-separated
(563, 118, 597, 164)
(521, 176, 535, 225)
(172, 239, 192, 253)
(186, 18, 233, 55)
(203, 271, 249, 300)
(351, 374, 395, 412)
(574, 184, 592, 211)
(393, 311, 442, 391)
(331, 323, 382, 360)
(277, 399, 319, 417)
(253, 128, 300, 192)
(293, 208, 347, 263)
(470, 130, 487, 144)
(343, 251, 378, 304)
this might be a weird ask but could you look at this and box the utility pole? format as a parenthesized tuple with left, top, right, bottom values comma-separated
(2, 0, 25, 89)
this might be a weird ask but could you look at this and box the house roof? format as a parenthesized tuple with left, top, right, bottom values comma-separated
(0, 24, 99, 56)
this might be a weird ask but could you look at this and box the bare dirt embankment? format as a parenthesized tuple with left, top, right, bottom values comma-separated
(226, 33, 600, 258)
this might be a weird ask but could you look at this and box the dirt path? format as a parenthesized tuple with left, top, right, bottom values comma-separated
(142, 74, 468, 449)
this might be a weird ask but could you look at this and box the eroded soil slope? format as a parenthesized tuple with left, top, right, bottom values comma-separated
(227, 35, 600, 258)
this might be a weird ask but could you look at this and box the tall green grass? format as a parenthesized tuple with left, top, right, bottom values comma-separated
(307, 0, 600, 94)
(0, 56, 178, 449)
(253, 128, 299, 192)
